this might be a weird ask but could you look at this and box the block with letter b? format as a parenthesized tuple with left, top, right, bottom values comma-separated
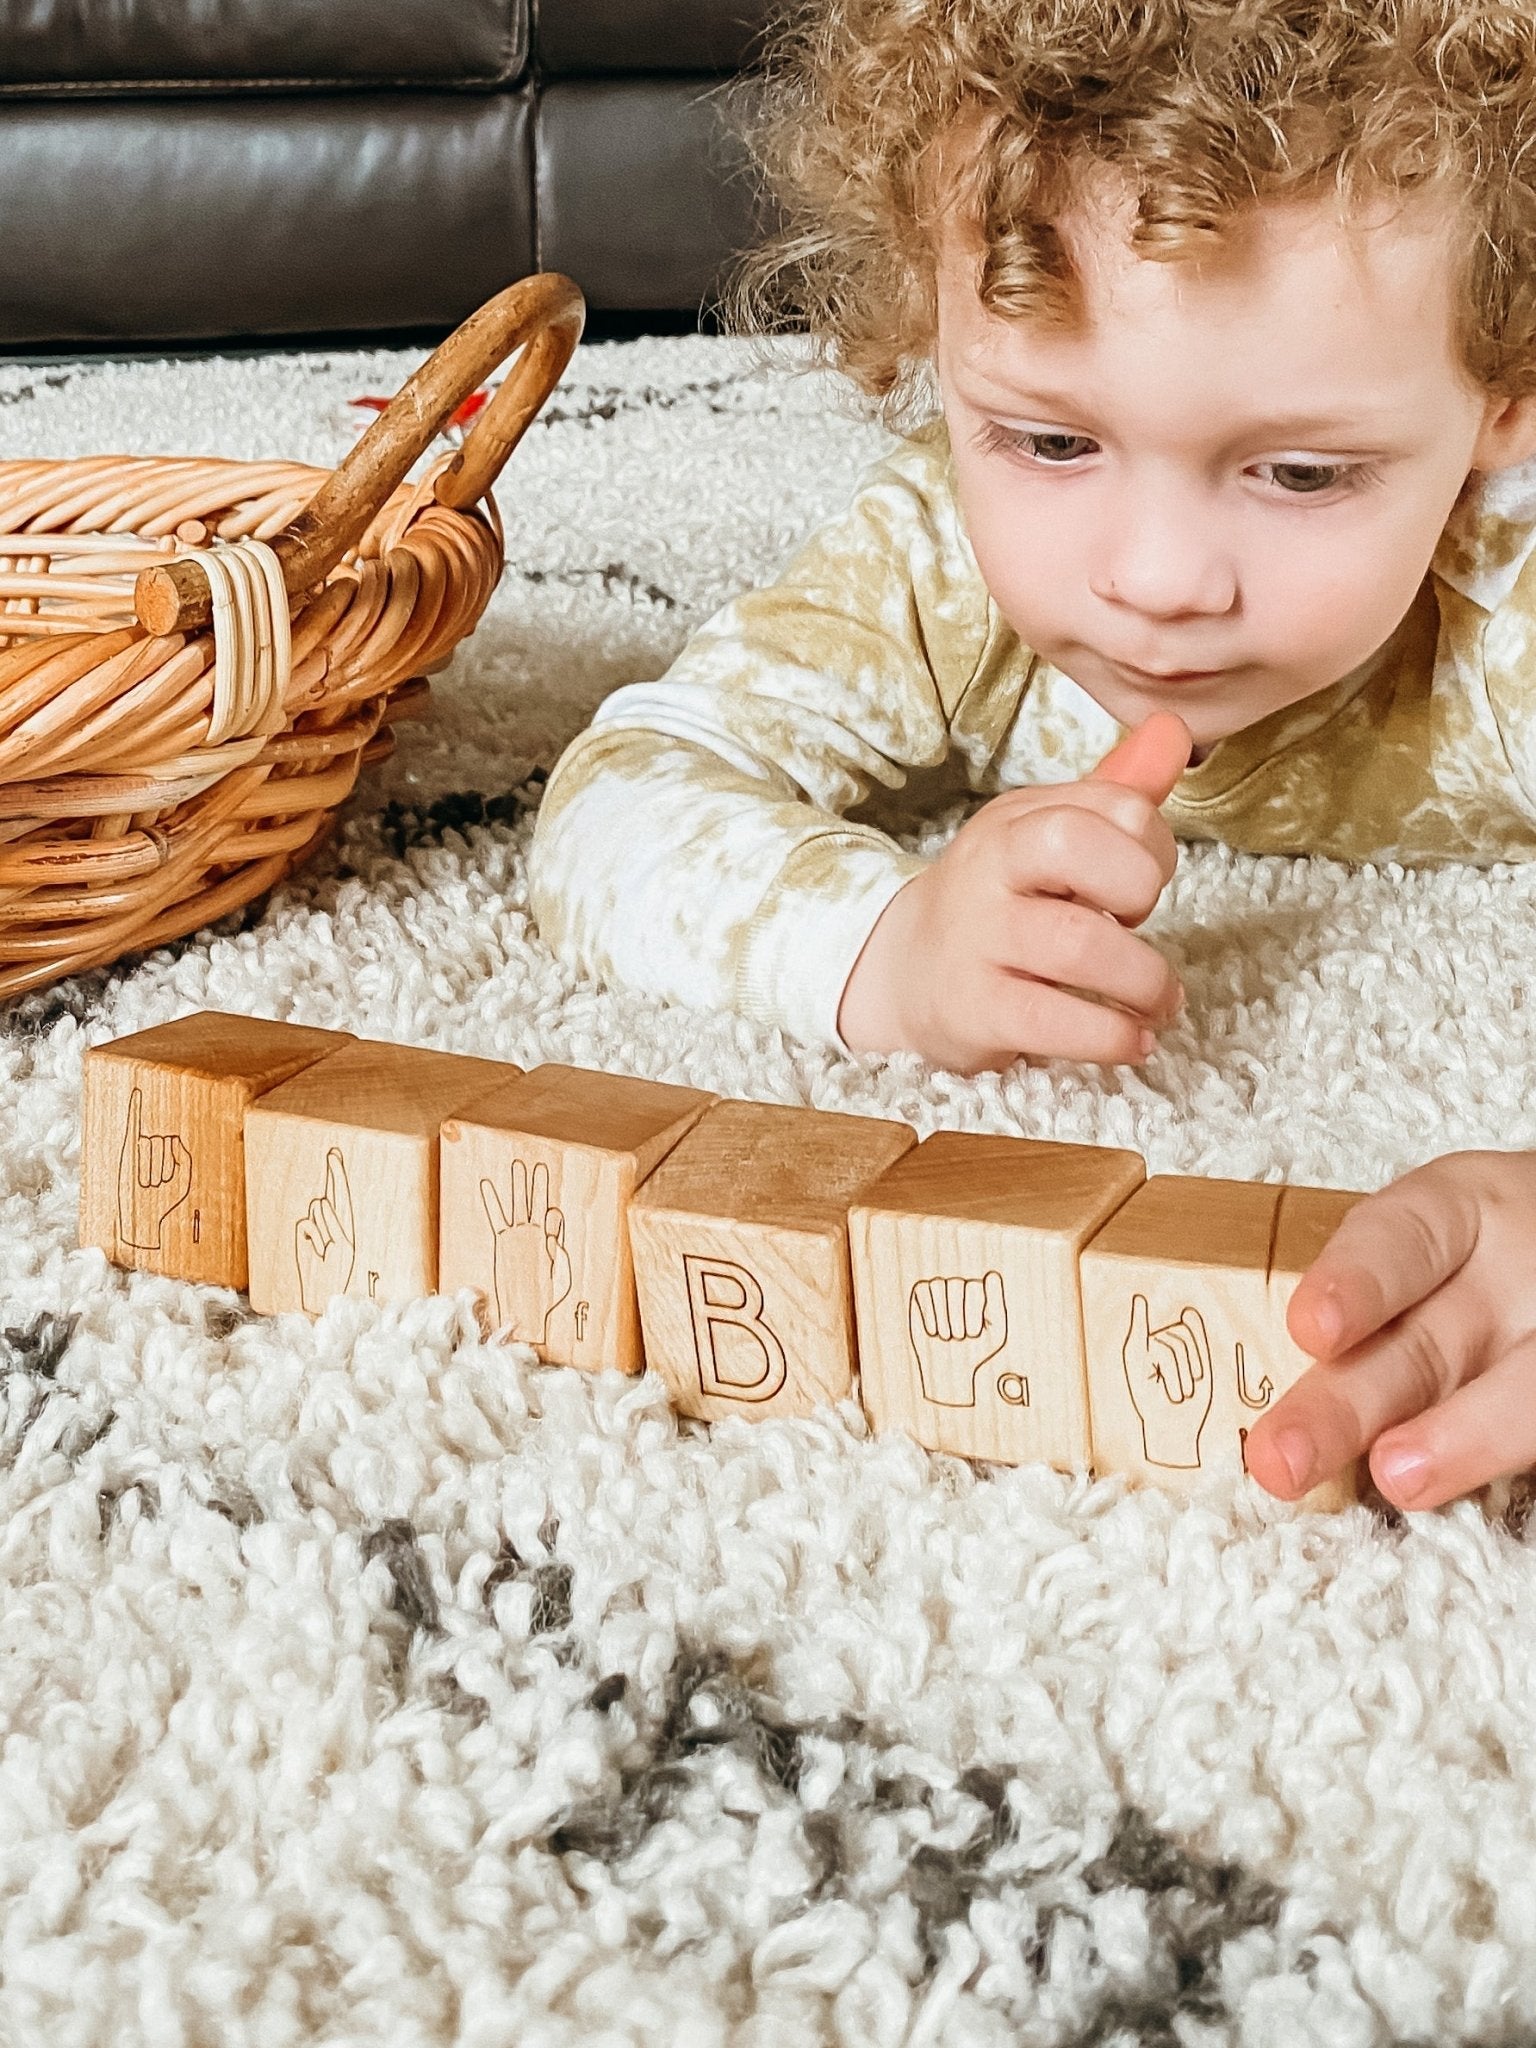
(1080, 1176, 1367, 1507)
(848, 1131, 1147, 1468)
(439, 1063, 718, 1371)
(628, 1099, 917, 1422)
(80, 1011, 353, 1288)
(244, 1038, 516, 1315)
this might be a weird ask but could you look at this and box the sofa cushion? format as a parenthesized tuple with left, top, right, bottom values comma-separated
(536, 0, 780, 76)
(536, 77, 769, 308)
(0, 0, 528, 92)
(0, 92, 535, 343)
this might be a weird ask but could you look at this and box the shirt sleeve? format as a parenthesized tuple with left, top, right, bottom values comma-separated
(525, 426, 998, 1053)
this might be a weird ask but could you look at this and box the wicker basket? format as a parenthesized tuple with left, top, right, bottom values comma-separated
(0, 271, 585, 1000)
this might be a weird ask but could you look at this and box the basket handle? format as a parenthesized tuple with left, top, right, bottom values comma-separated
(134, 271, 586, 637)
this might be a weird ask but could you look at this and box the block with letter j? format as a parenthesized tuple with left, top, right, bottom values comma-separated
(80, 1011, 352, 1289)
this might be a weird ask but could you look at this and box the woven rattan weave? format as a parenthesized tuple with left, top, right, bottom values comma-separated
(0, 272, 584, 999)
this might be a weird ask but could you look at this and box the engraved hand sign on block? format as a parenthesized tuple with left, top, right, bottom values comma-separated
(439, 1064, 717, 1370)
(849, 1132, 1146, 1467)
(628, 1099, 916, 1422)
(297, 1148, 357, 1311)
(482, 1161, 572, 1337)
(245, 1039, 516, 1315)
(81, 1011, 353, 1287)
(117, 1088, 192, 1250)
(908, 1268, 1011, 1407)
(1080, 1176, 1367, 1507)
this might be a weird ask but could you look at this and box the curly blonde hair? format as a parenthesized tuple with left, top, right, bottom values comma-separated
(715, 0, 1536, 431)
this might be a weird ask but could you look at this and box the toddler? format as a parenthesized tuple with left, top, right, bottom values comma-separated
(527, 0, 1536, 1514)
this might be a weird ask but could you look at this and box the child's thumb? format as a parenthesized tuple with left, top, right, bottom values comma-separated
(1090, 710, 1195, 803)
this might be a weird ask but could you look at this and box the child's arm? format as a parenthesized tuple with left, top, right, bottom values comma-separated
(528, 429, 1187, 1069)
(526, 434, 995, 1050)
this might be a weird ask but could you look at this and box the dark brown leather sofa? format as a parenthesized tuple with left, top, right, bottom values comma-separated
(0, 0, 777, 349)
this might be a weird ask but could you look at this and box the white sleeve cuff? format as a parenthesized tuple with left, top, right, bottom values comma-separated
(733, 834, 930, 1054)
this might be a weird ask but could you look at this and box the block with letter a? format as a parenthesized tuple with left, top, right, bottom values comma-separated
(627, 1099, 916, 1422)
(848, 1131, 1146, 1468)
(1079, 1175, 1367, 1507)
(244, 1038, 516, 1315)
(79, 1011, 353, 1289)
(439, 1062, 717, 1370)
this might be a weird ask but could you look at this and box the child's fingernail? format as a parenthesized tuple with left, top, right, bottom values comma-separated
(1139, 1029, 1158, 1056)
(1275, 1428, 1316, 1492)
(1377, 1446, 1433, 1503)
(1312, 1296, 1344, 1349)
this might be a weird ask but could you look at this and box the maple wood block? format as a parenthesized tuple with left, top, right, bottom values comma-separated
(627, 1099, 917, 1422)
(439, 1063, 718, 1371)
(1080, 1176, 1368, 1508)
(848, 1131, 1146, 1469)
(80, 1011, 354, 1289)
(245, 1039, 517, 1315)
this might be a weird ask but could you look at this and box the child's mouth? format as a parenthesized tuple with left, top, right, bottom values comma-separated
(1116, 661, 1226, 686)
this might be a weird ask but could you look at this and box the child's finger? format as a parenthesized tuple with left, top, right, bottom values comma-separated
(997, 801, 1174, 928)
(982, 961, 1163, 1067)
(994, 776, 1181, 896)
(995, 893, 1181, 1026)
(1369, 1327, 1536, 1510)
(1245, 1275, 1494, 1499)
(1285, 1162, 1483, 1357)
(1089, 710, 1194, 802)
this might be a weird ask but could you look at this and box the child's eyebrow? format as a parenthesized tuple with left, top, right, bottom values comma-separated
(965, 374, 1407, 444)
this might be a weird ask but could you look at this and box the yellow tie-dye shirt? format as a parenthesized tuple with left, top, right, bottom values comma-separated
(527, 414, 1536, 1052)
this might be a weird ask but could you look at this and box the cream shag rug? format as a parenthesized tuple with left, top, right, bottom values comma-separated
(2, 334, 1535, 2048)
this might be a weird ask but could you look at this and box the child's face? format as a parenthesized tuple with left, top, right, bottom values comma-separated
(935, 165, 1535, 751)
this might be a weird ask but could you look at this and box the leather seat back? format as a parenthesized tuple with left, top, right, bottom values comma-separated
(536, 0, 779, 74)
(0, 0, 528, 90)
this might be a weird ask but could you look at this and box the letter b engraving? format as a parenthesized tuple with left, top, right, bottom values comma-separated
(683, 1252, 788, 1403)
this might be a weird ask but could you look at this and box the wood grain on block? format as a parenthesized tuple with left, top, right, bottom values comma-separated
(245, 1039, 517, 1315)
(440, 1063, 718, 1371)
(80, 1011, 353, 1289)
(848, 1132, 1146, 1468)
(628, 1099, 917, 1423)
(1080, 1176, 1367, 1508)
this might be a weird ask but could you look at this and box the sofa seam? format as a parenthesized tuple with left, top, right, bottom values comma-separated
(0, 72, 527, 97)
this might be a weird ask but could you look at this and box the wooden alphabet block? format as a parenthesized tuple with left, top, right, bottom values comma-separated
(80, 1011, 353, 1288)
(848, 1132, 1146, 1468)
(439, 1063, 718, 1371)
(1080, 1176, 1367, 1507)
(245, 1039, 516, 1315)
(628, 1099, 916, 1422)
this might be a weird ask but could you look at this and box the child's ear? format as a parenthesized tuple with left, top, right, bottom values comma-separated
(1470, 391, 1536, 475)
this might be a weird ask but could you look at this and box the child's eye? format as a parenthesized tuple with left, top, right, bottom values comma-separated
(974, 420, 1376, 497)
(981, 425, 1094, 465)
(1261, 460, 1360, 495)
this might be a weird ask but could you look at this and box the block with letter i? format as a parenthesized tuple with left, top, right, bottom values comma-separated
(439, 1063, 718, 1371)
(1079, 1177, 1368, 1507)
(244, 1039, 515, 1315)
(80, 1011, 353, 1288)
(628, 1099, 917, 1422)
(847, 1132, 1146, 1468)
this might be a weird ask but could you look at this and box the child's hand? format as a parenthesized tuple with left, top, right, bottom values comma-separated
(1244, 1150, 1536, 1510)
(837, 711, 1194, 1073)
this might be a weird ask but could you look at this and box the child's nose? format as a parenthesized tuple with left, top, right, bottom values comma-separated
(1090, 500, 1239, 620)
